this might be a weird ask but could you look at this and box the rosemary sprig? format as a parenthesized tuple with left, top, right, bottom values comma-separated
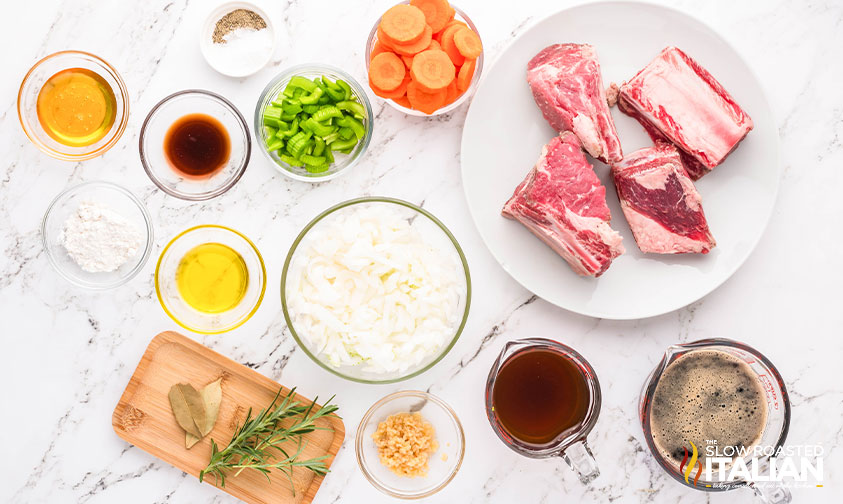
(199, 387, 339, 493)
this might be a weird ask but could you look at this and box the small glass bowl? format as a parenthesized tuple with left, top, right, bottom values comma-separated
(41, 181, 153, 289)
(139, 90, 251, 201)
(18, 51, 130, 160)
(364, 2, 483, 117)
(155, 225, 266, 334)
(281, 197, 471, 384)
(254, 65, 374, 182)
(356, 390, 465, 499)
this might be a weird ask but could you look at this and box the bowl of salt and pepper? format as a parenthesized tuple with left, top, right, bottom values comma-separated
(200, 2, 276, 78)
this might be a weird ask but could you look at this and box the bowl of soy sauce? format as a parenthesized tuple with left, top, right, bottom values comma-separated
(139, 89, 251, 201)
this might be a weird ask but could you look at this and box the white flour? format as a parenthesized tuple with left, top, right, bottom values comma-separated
(60, 201, 143, 273)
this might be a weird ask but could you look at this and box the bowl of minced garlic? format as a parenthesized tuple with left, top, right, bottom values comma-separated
(373, 412, 439, 477)
(356, 391, 464, 498)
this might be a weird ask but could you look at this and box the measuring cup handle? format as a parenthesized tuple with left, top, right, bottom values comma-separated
(750, 482, 792, 504)
(560, 439, 600, 484)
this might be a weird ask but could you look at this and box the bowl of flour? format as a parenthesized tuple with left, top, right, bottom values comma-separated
(41, 181, 154, 289)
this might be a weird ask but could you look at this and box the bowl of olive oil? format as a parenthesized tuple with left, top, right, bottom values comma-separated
(18, 51, 129, 160)
(155, 225, 266, 334)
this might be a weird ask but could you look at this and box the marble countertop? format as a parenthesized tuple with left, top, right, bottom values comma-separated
(1, 0, 840, 502)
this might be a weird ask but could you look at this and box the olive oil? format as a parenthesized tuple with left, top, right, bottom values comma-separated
(176, 243, 248, 313)
(36, 68, 117, 147)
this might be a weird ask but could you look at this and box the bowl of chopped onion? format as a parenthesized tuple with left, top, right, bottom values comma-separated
(281, 197, 471, 383)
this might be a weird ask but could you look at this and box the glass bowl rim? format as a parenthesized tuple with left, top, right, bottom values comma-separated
(355, 389, 466, 499)
(139, 89, 252, 201)
(363, 2, 484, 117)
(154, 224, 267, 334)
(17, 50, 130, 161)
(253, 63, 374, 183)
(40, 180, 154, 290)
(280, 196, 472, 384)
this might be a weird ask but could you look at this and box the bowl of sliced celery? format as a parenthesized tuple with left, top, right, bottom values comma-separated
(254, 65, 374, 181)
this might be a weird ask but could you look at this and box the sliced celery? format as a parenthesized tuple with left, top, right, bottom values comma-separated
(288, 75, 317, 92)
(336, 100, 366, 117)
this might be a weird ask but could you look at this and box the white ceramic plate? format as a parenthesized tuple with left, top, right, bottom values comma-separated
(461, 1, 779, 320)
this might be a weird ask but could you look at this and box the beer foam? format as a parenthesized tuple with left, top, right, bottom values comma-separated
(649, 349, 768, 469)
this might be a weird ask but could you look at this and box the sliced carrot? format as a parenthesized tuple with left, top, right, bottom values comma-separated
(369, 52, 406, 91)
(370, 40, 391, 61)
(444, 79, 460, 104)
(393, 95, 412, 109)
(453, 27, 482, 59)
(402, 54, 413, 68)
(370, 74, 410, 99)
(440, 23, 465, 66)
(407, 81, 447, 114)
(456, 58, 476, 92)
(410, 49, 455, 92)
(427, 39, 441, 51)
(409, 0, 452, 33)
(434, 18, 466, 41)
(390, 24, 433, 56)
(380, 4, 426, 44)
(377, 24, 396, 48)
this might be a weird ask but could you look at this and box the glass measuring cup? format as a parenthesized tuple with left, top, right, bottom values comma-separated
(639, 338, 791, 503)
(485, 338, 602, 484)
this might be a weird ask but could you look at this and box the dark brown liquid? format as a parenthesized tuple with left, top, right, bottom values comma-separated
(492, 349, 590, 445)
(650, 349, 768, 469)
(164, 113, 230, 178)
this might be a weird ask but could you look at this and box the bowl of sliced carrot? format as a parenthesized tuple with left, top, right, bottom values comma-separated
(365, 0, 483, 116)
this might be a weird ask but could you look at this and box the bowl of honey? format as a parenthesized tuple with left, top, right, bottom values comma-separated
(17, 51, 129, 160)
(155, 225, 266, 334)
(140, 90, 251, 201)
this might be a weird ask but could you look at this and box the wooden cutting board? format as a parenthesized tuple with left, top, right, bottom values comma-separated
(112, 331, 345, 504)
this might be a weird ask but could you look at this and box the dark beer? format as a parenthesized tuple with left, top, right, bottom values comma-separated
(650, 349, 768, 468)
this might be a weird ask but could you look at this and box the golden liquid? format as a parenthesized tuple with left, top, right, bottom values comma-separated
(36, 67, 117, 147)
(176, 243, 249, 314)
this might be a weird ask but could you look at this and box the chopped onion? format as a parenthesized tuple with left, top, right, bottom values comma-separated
(287, 205, 464, 374)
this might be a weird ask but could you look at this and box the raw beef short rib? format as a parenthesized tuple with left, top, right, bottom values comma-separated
(527, 44, 623, 164)
(618, 46, 753, 180)
(612, 143, 716, 254)
(503, 132, 624, 277)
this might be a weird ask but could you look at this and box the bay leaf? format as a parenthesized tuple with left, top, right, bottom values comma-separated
(168, 383, 205, 439)
(186, 378, 223, 449)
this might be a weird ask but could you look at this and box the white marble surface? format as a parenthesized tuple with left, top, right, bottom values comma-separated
(1, 0, 840, 502)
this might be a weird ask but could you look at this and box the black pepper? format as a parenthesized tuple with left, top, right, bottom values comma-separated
(212, 9, 267, 44)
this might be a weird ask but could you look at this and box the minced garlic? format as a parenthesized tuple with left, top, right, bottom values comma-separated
(372, 412, 438, 477)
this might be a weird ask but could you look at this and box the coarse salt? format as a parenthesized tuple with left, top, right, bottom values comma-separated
(206, 27, 274, 76)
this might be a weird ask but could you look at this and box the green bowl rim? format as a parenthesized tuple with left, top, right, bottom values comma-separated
(280, 197, 472, 384)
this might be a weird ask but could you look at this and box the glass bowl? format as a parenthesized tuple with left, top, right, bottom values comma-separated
(41, 181, 153, 289)
(18, 51, 129, 160)
(155, 225, 266, 334)
(254, 65, 374, 182)
(356, 390, 465, 499)
(139, 90, 251, 201)
(280, 197, 471, 383)
(364, 2, 483, 117)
